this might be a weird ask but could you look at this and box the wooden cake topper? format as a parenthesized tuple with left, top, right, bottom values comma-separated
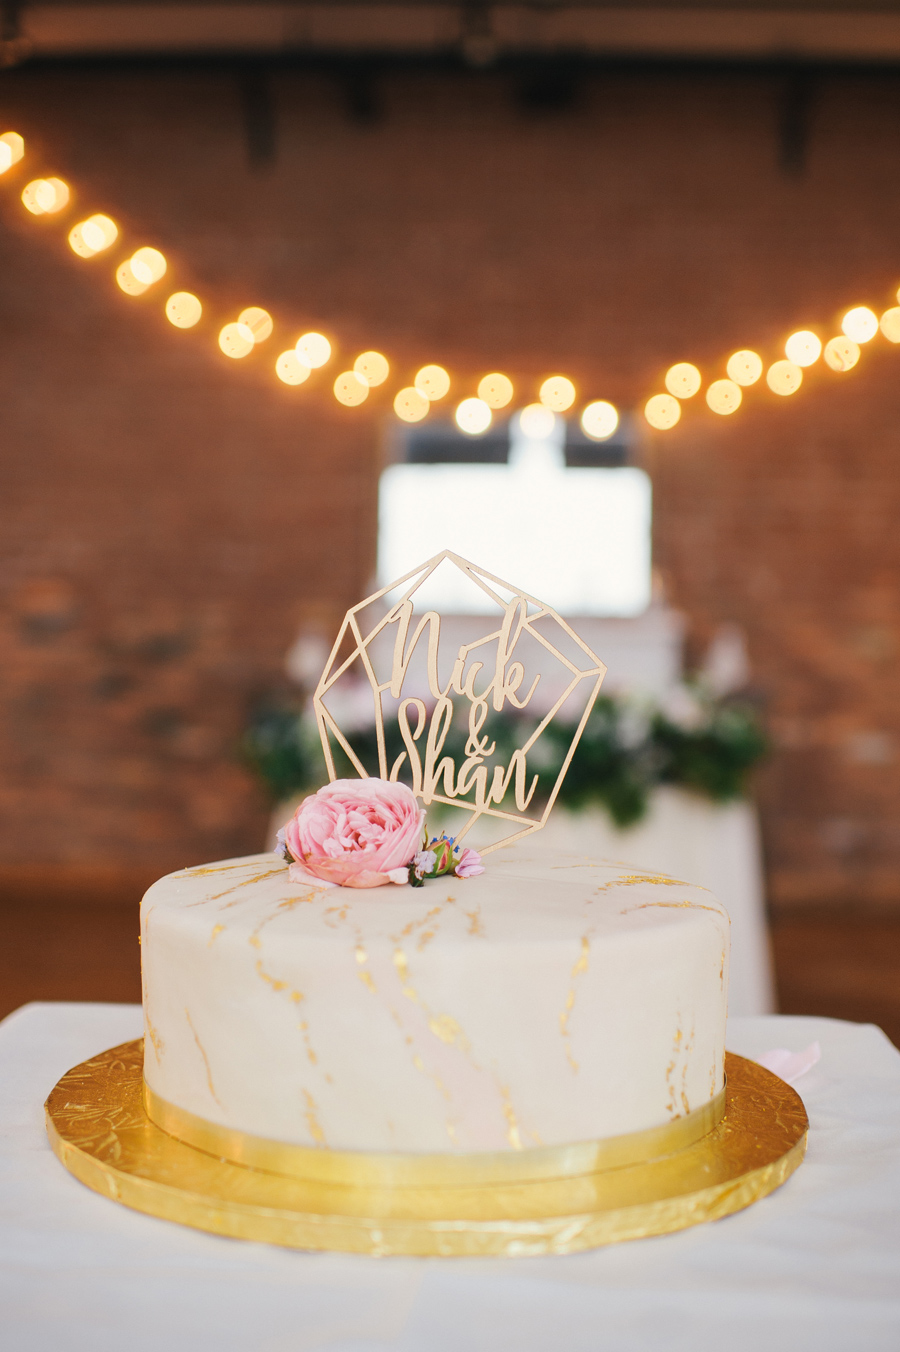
(313, 552, 607, 854)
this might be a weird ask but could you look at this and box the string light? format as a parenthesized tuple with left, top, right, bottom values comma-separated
(116, 260, 148, 296)
(842, 307, 878, 343)
(354, 351, 389, 386)
(0, 131, 24, 173)
(68, 213, 118, 258)
(823, 337, 860, 372)
(784, 330, 822, 366)
(219, 322, 255, 359)
(581, 401, 619, 440)
(455, 397, 492, 435)
(645, 394, 681, 430)
(239, 307, 273, 343)
(334, 371, 369, 406)
(880, 308, 900, 344)
(706, 379, 742, 415)
(13, 132, 900, 435)
(275, 350, 311, 385)
(664, 363, 701, 399)
(766, 360, 803, 395)
(539, 376, 576, 412)
(394, 387, 430, 423)
(21, 177, 69, 215)
(296, 332, 331, 369)
(414, 365, 450, 401)
(519, 403, 556, 438)
(130, 247, 167, 285)
(726, 351, 763, 386)
(477, 373, 514, 408)
(166, 292, 202, 329)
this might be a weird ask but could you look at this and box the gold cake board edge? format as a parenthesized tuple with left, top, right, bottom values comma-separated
(45, 1040, 808, 1258)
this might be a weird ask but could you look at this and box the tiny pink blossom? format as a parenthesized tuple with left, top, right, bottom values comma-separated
(454, 847, 484, 878)
(282, 778, 424, 890)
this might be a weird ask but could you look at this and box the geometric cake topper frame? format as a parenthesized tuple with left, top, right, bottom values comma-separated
(313, 551, 606, 855)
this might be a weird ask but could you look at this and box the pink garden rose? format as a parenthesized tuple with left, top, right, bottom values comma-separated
(282, 778, 425, 889)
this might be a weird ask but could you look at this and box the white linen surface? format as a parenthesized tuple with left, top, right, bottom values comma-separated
(1, 1001, 899, 1352)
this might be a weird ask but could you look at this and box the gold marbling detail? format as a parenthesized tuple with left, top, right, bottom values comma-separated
(559, 936, 591, 1073)
(145, 1017, 164, 1062)
(500, 1084, 523, 1150)
(596, 872, 698, 893)
(208, 924, 225, 946)
(185, 1009, 220, 1106)
(302, 1088, 326, 1146)
(355, 946, 378, 993)
(625, 898, 726, 916)
(255, 959, 288, 994)
(324, 901, 351, 929)
(48, 1043, 806, 1257)
(681, 1025, 695, 1117)
(428, 1013, 468, 1050)
(182, 861, 265, 878)
(465, 906, 484, 937)
(185, 866, 287, 907)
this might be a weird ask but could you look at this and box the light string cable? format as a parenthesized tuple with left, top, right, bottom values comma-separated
(3, 129, 899, 441)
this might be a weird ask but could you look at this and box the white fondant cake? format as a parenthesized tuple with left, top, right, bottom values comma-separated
(140, 847, 729, 1154)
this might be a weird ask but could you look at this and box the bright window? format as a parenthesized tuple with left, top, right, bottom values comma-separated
(378, 414, 651, 616)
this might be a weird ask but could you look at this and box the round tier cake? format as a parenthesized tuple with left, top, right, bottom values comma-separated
(140, 847, 730, 1155)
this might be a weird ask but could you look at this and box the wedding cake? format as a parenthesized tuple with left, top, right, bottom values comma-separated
(140, 844, 729, 1157)
(139, 554, 730, 1167)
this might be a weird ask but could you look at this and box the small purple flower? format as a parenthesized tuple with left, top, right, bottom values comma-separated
(413, 849, 437, 881)
(454, 847, 484, 879)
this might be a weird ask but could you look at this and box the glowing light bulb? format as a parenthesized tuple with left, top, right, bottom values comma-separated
(726, 350, 763, 386)
(477, 372, 514, 409)
(581, 400, 619, 440)
(842, 306, 878, 344)
(394, 387, 430, 423)
(22, 177, 69, 215)
(115, 259, 149, 296)
(706, 379, 742, 415)
(519, 403, 556, 438)
(784, 330, 822, 367)
(68, 213, 118, 258)
(219, 322, 255, 359)
(275, 350, 311, 385)
(880, 308, 900, 344)
(239, 307, 273, 343)
(644, 394, 681, 430)
(296, 332, 331, 369)
(354, 351, 389, 386)
(823, 336, 860, 372)
(334, 371, 369, 406)
(455, 398, 492, 435)
(0, 131, 24, 173)
(664, 363, 701, 399)
(130, 247, 166, 285)
(539, 375, 576, 412)
(166, 292, 202, 329)
(766, 360, 803, 396)
(414, 365, 450, 401)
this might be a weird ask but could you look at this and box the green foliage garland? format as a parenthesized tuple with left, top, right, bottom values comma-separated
(242, 690, 766, 829)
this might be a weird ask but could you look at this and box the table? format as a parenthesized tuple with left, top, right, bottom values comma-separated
(2, 1002, 899, 1351)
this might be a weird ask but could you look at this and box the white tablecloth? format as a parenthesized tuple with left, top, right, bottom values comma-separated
(2, 1002, 899, 1352)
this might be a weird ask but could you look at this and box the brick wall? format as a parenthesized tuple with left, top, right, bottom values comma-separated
(1, 60, 899, 906)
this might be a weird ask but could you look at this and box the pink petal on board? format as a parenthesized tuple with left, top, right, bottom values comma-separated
(756, 1041, 821, 1085)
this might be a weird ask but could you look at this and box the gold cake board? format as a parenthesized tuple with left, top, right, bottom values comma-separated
(45, 1040, 808, 1258)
